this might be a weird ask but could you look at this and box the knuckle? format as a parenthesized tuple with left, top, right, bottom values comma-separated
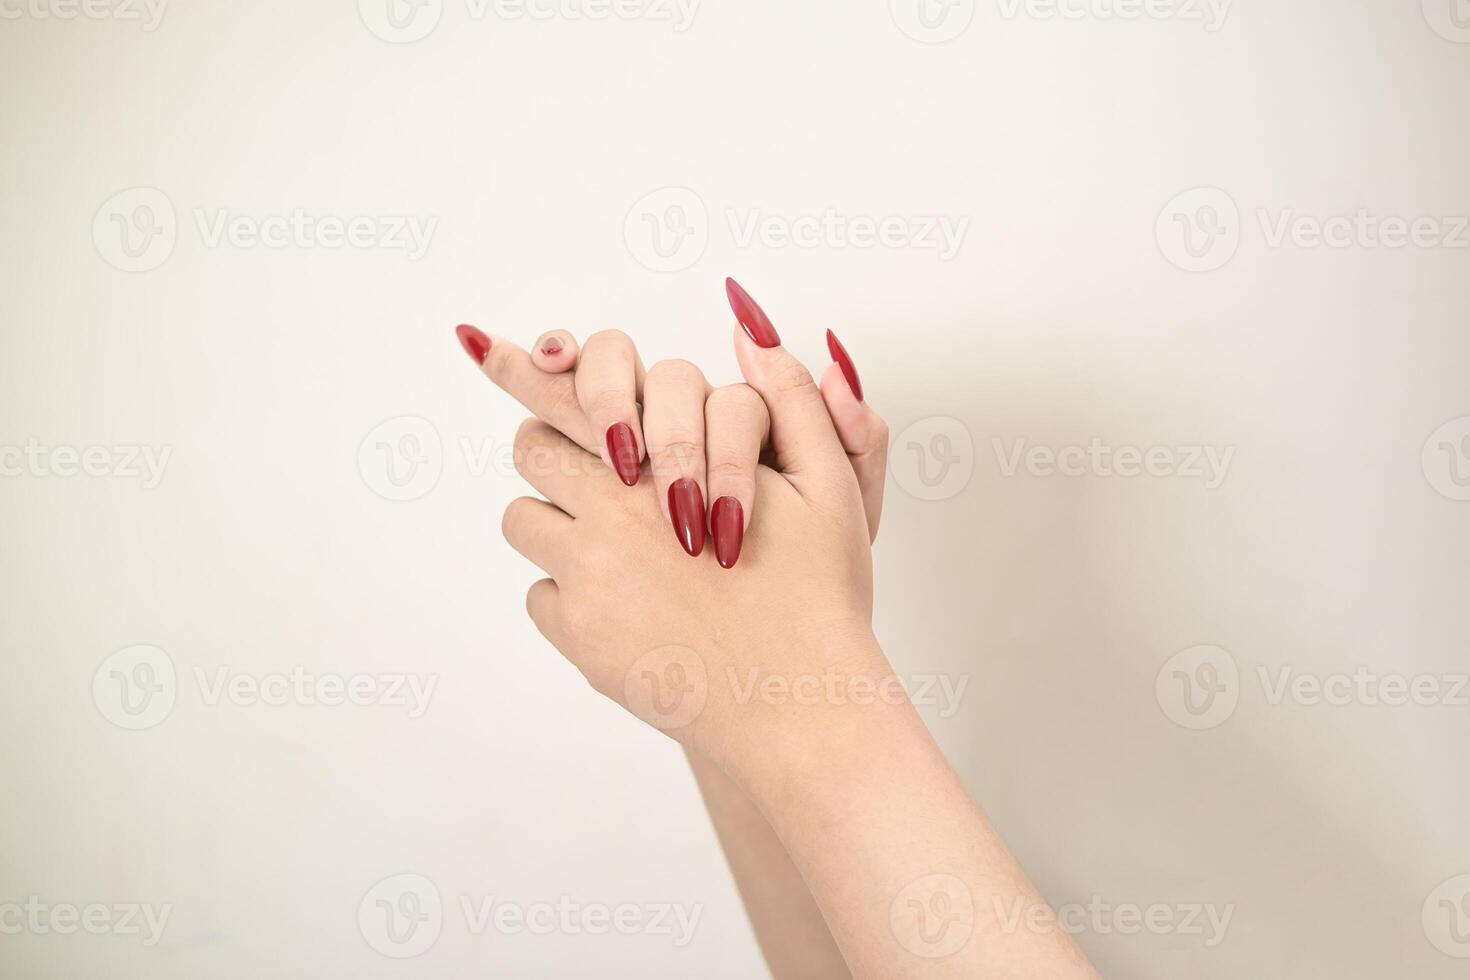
(709, 389, 769, 438)
(650, 438, 703, 470)
(501, 497, 532, 541)
(585, 328, 632, 351)
(708, 383, 762, 417)
(526, 581, 552, 618)
(513, 417, 544, 452)
(541, 378, 583, 423)
(648, 358, 704, 387)
(707, 456, 749, 483)
(513, 421, 554, 479)
(585, 386, 632, 423)
(770, 357, 817, 395)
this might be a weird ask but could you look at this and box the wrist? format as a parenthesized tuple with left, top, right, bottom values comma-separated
(709, 632, 939, 808)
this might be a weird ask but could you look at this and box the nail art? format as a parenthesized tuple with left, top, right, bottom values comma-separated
(725, 278, 781, 349)
(825, 329, 864, 402)
(668, 478, 707, 557)
(711, 496, 744, 569)
(606, 423, 641, 487)
(456, 324, 491, 365)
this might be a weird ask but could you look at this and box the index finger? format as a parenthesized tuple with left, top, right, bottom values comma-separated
(455, 325, 596, 454)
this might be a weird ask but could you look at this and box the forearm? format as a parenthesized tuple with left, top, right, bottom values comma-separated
(736, 636, 1098, 980)
(685, 749, 850, 978)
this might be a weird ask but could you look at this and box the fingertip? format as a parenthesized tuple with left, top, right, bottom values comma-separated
(725, 277, 783, 349)
(711, 495, 745, 569)
(455, 323, 491, 366)
(825, 329, 863, 402)
(820, 363, 876, 453)
(605, 422, 641, 487)
(531, 331, 579, 373)
(732, 321, 778, 383)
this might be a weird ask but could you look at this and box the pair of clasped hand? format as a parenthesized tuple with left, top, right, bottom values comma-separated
(453, 278, 1097, 979)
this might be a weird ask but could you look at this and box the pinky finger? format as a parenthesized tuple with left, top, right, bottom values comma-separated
(531, 331, 579, 374)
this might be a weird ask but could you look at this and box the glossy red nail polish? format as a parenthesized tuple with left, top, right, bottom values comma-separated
(456, 324, 490, 365)
(826, 329, 864, 402)
(725, 277, 781, 349)
(711, 496, 744, 569)
(606, 423, 640, 487)
(668, 479, 707, 557)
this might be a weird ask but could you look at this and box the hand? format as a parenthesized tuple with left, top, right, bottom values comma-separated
(458, 281, 890, 977)
(471, 309, 891, 786)
(454, 278, 889, 569)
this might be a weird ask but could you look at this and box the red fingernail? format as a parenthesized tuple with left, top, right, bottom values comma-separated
(456, 324, 490, 365)
(668, 479, 707, 557)
(606, 423, 640, 487)
(725, 277, 781, 349)
(711, 496, 744, 569)
(540, 336, 564, 356)
(826, 329, 864, 402)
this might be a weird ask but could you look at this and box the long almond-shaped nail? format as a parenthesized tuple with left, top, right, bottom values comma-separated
(725, 277, 781, 349)
(826, 329, 864, 402)
(711, 496, 744, 569)
(668, 479, 707, 557)
(456, 324, 490, 365)
(606, 423, 640, 487)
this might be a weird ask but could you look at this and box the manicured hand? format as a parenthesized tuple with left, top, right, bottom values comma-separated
(471, 331, 888, 786)
(455, 278, 888, 567)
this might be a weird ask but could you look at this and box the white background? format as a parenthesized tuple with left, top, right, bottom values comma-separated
(2, 0, 1468, 976)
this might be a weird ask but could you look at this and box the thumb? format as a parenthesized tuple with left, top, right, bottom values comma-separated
(726, 278, 849, 484)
